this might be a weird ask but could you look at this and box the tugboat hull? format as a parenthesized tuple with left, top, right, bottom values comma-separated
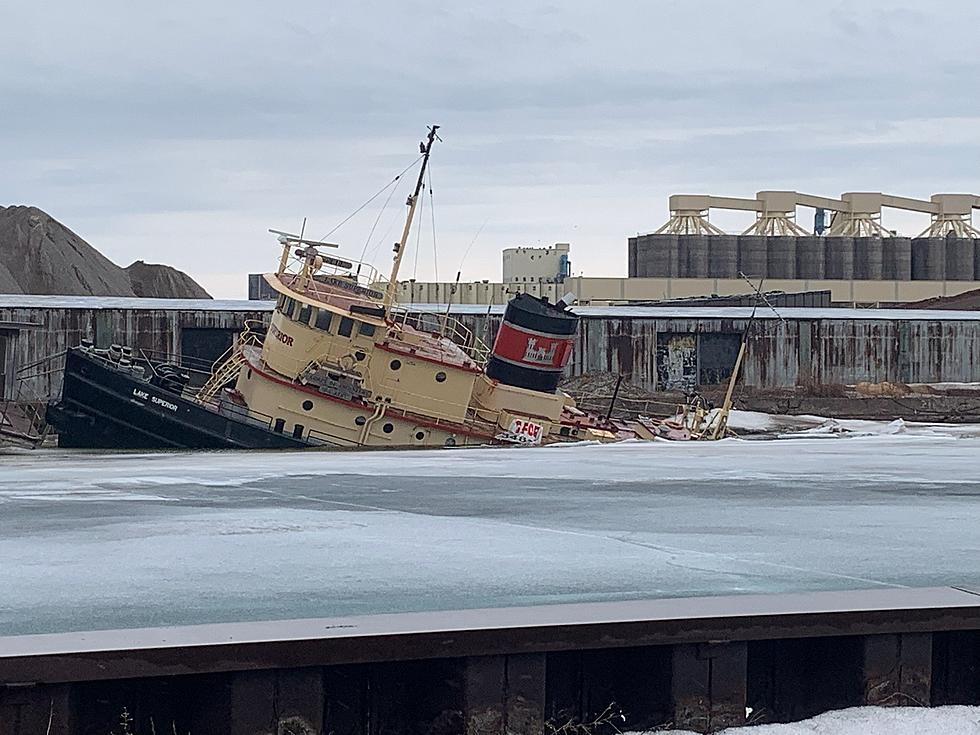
(47, 348, 308, 450)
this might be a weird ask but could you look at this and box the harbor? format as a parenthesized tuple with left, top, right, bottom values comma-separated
(4, 1, 980, 727)
(4, 437, 980, 732)
(4, 146, 980, 732)
(4, 436, 980, 636)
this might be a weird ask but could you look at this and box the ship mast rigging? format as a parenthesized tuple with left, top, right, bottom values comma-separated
(383, 125, 440, 310)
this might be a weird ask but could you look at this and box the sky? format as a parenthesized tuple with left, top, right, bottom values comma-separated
(2, 1, 979, 297)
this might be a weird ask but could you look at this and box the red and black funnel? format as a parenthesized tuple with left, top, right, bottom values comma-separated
(486, 293, 578, 393)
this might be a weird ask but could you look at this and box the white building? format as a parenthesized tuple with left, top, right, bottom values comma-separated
(502, 243, 570, 284)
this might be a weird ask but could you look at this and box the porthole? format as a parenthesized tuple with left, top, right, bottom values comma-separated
(355, 416, 367, 426)
(390, 359, 402, 371)
(445, 436, 457, 447)
(302, 400, 314, 412)
(435, 371, 447, 383)
(354, 350, 366, 361)
(382, 422, 394, 434)
(415, 431, 425, 441)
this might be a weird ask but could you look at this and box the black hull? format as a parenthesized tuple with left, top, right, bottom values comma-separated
(47, 348, 309, 450)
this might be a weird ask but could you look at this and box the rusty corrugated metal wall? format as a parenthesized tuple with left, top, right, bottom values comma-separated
(4, 305, 980, 399)
(1, 305, 269, 400)
(460, 313, 980, 391)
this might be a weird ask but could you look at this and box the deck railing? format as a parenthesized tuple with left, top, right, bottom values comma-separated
(389, 308, 490, 367)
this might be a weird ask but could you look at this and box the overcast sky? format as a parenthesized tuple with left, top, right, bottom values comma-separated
(3, 1, 979, 297)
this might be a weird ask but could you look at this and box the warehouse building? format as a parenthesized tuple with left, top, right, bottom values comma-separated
(0, 296, 270, 402)
(3, 296, 980, 400)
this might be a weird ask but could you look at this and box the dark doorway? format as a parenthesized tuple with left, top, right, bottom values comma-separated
(0, 334, 9, 400)
(698, 333, 742, 386)
(656, 332, 742, 391)
(180, 328, 237, 369)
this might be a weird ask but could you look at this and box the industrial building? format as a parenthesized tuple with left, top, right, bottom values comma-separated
(4, 296, 980, 402)
(630, 190, 980, 305)
(502, 242, 570, 284)
(350, 191, 980, 307)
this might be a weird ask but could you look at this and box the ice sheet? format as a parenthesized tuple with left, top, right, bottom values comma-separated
(2, 436, 980, 636)
(640, 705, 980, 734)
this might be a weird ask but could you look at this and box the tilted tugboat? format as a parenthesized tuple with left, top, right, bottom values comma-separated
(47, 127, 740, 449)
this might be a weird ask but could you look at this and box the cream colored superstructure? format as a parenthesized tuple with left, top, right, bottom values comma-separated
(198, 127, 614, 448)
(231, 278, 496, 447)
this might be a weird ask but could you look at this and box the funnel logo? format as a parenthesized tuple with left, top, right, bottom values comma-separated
(523, 337, 558, 365)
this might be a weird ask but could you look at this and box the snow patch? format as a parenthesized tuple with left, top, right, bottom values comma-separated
(627, 705, 980, 734)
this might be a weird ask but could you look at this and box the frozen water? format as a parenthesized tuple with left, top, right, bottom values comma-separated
(2, 435, 980, 635)
(640, 705, 980, 734)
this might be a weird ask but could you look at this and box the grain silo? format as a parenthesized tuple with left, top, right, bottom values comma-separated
(883, 237, 912, 281)
(795, 236, 825, 279)
(853, 237, 883, 280)
(708, 235, 739, 278)
(737, 236, 767, 279)
(766, 236, 797, 279)
(824, 237, 854, 280)
(945, 237, 975, 280)
(678, 235, 709, 278)
(912, 238, 945, 280)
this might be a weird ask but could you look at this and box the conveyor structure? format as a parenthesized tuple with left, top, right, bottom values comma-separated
(655, 192, 980, 238)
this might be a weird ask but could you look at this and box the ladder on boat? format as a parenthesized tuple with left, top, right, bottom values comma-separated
(196, 351, 245, 404)
(196, 320, 265, 404)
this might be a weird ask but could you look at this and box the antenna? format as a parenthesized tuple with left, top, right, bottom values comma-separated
(269, 229, 341, 249)
(383, 125, 440, 311)
(738, 272, 785, 323)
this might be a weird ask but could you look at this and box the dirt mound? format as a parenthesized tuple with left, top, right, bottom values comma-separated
(0, 205, 135, 296)
(125, 260, 211, 299)
(0, 205, 211, 298)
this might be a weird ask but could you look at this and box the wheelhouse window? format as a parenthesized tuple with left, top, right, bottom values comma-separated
(281, 297, 297, 318)
(277, 294, 286, 310)
(359, 322, 376, 337)
(315, 309, 333, 332)
(339, 317, 354, 338)
(297, 303, 312, 324)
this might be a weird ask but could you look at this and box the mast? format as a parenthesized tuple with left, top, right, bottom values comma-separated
(383, 125, 440, 311)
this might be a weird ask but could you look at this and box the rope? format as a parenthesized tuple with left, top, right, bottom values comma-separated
(359, 177, 400, 265)
(411, 180, 425, 281)
(363, 202, 404, 268)
(318, 154, 424, 242)
(458, 219, 488, 273)
(428, 165, 438, 282)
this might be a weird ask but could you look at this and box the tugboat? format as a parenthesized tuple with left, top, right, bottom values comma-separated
(47, 126, 612, 448)
(46, 127, 740, 449)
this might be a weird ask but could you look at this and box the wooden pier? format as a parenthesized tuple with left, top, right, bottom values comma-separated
(3, 587, 980, 733)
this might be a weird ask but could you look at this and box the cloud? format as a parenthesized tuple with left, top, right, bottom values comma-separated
(2, 0, 979, 296)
